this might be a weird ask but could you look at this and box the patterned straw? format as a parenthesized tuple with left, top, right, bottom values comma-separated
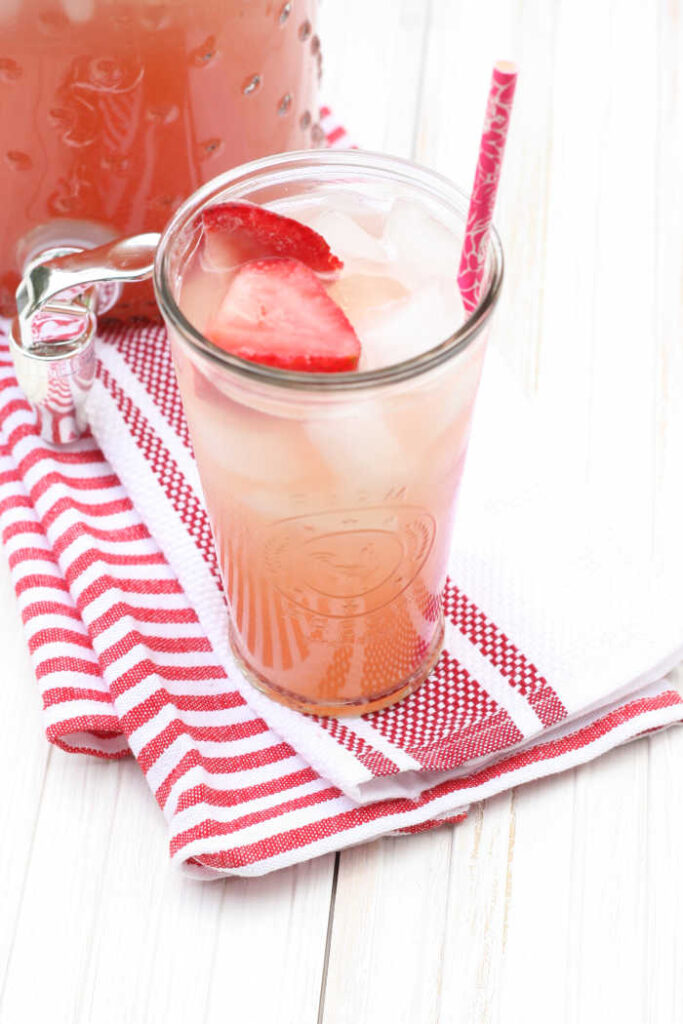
(457, 61, 518, 313)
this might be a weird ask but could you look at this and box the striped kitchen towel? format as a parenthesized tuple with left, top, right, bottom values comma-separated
(2, 319, 682, 875)
(1, 118, 682, 877)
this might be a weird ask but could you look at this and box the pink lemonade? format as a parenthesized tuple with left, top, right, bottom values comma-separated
(163, 155, 500, 715)
(0, 0, 320, 319)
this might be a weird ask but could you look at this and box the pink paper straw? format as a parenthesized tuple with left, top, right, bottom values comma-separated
(458, 61, 518, 314)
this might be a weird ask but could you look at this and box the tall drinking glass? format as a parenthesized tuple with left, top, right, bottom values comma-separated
(155, 150, 503, 715)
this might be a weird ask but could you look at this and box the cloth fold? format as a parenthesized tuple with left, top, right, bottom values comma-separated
(2, 320, 681, 876)
(2, 318, 681, 879)
(2, 119, 681, 877)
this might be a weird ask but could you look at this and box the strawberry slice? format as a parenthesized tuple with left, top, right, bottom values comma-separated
(202, 201, 343, 275)
(205, 258, 361, 372)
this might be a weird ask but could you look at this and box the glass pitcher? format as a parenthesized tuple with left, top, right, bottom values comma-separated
(0, 0, 321, 319)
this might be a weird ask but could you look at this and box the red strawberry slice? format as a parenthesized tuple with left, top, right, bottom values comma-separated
(202, 201, 343, 275)
(205, 258, 361, 372)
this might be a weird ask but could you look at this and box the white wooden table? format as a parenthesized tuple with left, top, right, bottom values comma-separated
(1, 2, 682, 1021)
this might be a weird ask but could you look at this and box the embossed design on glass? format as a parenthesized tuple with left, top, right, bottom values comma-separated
(242, 73, 262, 96)
(262, 507, 436, 618)
(277, 92, 292, 116)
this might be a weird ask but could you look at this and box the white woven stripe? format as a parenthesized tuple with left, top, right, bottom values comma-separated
(140, 727, 287, 810)
(102, 644, 227, 679)
(443, 618, 543, 736)
(168, 791, 352, 857)
(98, 660, 227, 720)
(125, 703, 204, 751)
(14, 608, 84, 632)
(0, 526, 50, 557)
(33, 661, 101, 684)
(160, 752, 309, 816)
(0, 501, 49, 531)
(125, 702, 259, 750)
(7, 557, 64, 578)
(97, 343, 205, 497)
(145, 728, 283, 761)
(33, 503, 146, 542)
(42, 700, 114, 729)
(171, 775, 332, 832)
(59, 562, 178, 595)
(112, 678, 236, 721)
(74, 587, 195, 619)
(57, 530, 161, 562)
(20, 455, 125, 489)
(94, 615, 209, 647)
(30, 491, 132, 532)
(54, 530, 163, 561)
(137, 735, 202, 807)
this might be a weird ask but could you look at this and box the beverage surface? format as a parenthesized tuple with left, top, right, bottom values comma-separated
(0, 0, 320, 317)
(179, 186, 466, 372)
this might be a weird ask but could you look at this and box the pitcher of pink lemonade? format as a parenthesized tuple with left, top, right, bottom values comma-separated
(0, 0, 321, 319)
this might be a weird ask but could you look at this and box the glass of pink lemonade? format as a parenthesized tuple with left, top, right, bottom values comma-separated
(155, 150, 503, 715)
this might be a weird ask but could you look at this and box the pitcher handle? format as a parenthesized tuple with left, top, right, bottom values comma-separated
(9, 233, 161, 444)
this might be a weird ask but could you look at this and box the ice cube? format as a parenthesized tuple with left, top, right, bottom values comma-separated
(383, 198, 461, 287)
(304, 210, 387, 267)
(186, 383, 326, 487)
(279, 188, 391, 237)
(305, 401, 408, 488)
(358, 280, 464, 371)
(180, 263, 231, 331)
(327, 273, 409, 332)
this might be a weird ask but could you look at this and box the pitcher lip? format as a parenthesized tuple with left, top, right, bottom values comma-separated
(153, 149, 504, 391)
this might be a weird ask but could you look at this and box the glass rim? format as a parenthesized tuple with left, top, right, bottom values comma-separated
(153, 149, 504, 392)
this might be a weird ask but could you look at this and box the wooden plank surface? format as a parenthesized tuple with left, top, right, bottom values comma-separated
(0, 552, 336, 1024)
(1, 0, 681, 1021)
(320, 0, 683, 1021)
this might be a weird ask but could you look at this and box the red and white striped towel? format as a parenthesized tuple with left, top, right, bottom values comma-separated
(2, 117, 682, 876)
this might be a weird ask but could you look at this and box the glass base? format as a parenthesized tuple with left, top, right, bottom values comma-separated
(229, 614, 445, 717)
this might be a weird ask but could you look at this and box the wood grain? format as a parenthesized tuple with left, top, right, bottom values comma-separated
(0, 556, 335, 1024)
(320, 827, 453, 1023)
(0, 557, 52, 1003)
(1, 0, 681, 1020)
